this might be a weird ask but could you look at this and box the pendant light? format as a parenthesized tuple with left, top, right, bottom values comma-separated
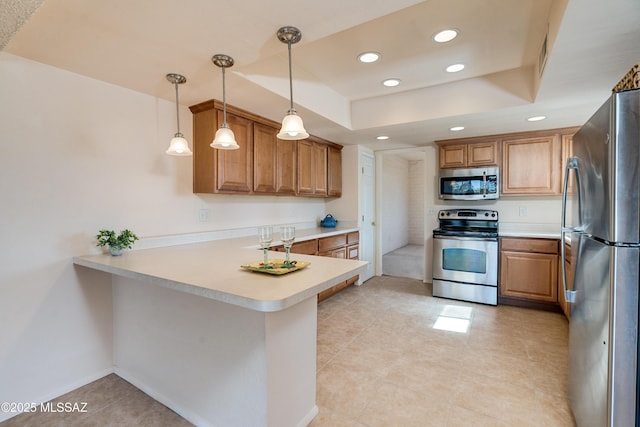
(210, 54, 239, 150)
(165, 73, 192, 156)
(276, 26, 309, 140)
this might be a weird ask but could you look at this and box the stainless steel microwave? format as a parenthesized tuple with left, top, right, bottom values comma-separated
(438, 167, 499, 200)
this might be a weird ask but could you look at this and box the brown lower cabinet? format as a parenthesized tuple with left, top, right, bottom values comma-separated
(499, 237, 560, 310)
(273, 230, 359, 303)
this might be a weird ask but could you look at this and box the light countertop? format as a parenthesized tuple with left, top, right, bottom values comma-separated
(73, 227, 366, 313)
(499, 223, 561, 239)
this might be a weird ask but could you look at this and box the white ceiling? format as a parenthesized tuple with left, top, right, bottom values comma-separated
(3, 0, 640, 154)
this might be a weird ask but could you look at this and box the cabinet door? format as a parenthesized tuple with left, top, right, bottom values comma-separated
(276, 139, 297, 194)
(439, 144, 467, 169)
(313, 142, 328, 196)
(500, 251, 558, 303)
(297, 140, 314, 195)
(327, 145, 342, 197)
(216, 111, 253, 193)
(502, 135, 561, 195)
(253, 122, 277, 193)
(347, 244, 359, 260)
(468, 141, 498, 167)
(319, 247, 347, 259)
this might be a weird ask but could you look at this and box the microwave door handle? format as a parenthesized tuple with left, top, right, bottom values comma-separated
(561, 157, 581, 304)
(482, 171, 487, 197)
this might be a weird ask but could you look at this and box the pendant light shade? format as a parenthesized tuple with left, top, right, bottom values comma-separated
(278, 111, 307, 139)
(165, 73, 192, 156)
(210, 54, 239, 150)
(276, 26, 309, 140)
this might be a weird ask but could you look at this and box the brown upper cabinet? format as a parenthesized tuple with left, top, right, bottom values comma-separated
(327, 145, 342, 197)
(253, 122, 297, 195)
(189, 100, 342, 197)
(436, 139, 499, 169)
(297, 137, 329, 197)
(501, 128, 579, 195)
(436, 126, 580, 196)
(502, 134, 562, 195)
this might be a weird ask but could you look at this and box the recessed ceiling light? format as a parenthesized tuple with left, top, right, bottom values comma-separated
(433, 29, 459, 43)
(382, 78, 401, 87)
(449, 126, 465, 131)
(445, 63, 465, 73)
(358, 52, 381, 63)
(376, 135, 389, 140)
(527, 115, 547, 122)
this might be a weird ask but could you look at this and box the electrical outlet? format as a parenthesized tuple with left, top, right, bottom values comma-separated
(427, 207, 437, 216)
(518, 207, 527, 217)
(199, 209, 210, 222)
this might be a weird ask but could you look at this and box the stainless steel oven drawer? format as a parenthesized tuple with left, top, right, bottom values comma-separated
(433, 279, 498, 305)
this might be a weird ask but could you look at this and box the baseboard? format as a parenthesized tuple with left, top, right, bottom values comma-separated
(296, 405, 319, 427)
(114, 367, 213, 427)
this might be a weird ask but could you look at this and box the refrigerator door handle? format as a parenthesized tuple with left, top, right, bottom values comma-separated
(561, 157, 581, 303)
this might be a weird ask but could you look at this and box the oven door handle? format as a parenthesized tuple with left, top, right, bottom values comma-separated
(433, 235, 498, 243)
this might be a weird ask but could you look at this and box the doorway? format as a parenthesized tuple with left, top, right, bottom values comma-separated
(377, 149, 426, 281)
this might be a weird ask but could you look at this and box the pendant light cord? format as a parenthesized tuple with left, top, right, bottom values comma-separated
(222, 65, 228, 126)
(287, 41, 294, 112)
(174, 81, 181, 135)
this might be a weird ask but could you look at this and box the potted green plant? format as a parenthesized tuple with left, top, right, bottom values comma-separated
(96, 229, 139, 256)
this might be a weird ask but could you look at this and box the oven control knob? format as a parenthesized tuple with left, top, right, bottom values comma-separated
(491, 213, 496, 217)
(484, 212, 489, 217)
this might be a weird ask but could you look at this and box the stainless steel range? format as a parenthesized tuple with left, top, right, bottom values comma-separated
(432, 209, 499, 305)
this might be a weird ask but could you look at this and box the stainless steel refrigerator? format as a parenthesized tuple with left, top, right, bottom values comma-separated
(561, 87, 640, 427)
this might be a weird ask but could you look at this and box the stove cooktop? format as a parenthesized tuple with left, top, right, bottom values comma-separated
(434, 209, 499, 238)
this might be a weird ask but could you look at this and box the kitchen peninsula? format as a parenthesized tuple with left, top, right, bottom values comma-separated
(73, 229, 366, 427)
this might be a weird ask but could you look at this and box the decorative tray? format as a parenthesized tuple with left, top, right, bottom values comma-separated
(240, 260, 310, 275)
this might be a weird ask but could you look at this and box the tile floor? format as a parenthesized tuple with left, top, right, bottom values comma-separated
(1, 276, 575, 426)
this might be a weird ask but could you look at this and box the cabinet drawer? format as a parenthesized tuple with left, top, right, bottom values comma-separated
(347, 231, 359, 245)
(501, 237, 558, 254)
(319, 247, 347, 259)
(290, 239, 318, 255)
(318, 234, 347, 252)
(347, 244, 359, 260)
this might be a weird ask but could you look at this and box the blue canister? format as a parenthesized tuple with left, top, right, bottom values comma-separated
(320, 214, 338, 228)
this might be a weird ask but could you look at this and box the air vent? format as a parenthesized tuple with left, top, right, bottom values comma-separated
(538, 27, 549, 77)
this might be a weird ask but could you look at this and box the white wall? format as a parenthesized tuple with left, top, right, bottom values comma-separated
(408, 159, 425, 245)
(0, 52, 332, 421)
(379, 154, 409, 255)
(326, 144, 359, 223)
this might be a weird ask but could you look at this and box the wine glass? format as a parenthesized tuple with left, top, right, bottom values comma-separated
(258, 226, 273, 268)
(281, 226, 295, 267)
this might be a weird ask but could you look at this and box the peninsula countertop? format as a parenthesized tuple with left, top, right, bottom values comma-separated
(73, 228, 366, 313)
